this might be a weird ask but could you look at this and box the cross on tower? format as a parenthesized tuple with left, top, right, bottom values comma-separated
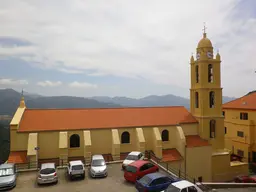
(203, 22, 207, 34)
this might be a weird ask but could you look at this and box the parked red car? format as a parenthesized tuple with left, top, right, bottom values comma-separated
(234, 175, 256, 183)
(124, 160, 159, 183)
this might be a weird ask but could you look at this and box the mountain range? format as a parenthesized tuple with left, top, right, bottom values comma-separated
(0, 88, 237, 117)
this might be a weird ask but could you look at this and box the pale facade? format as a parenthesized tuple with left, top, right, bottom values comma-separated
(8, 31, 248, 182)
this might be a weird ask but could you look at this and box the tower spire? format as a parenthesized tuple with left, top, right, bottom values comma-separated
(203, 22, 207, 38)
(19, 88, 26, 108)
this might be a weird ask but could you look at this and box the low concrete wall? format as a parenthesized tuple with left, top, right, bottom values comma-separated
(203, 182, 256, 189)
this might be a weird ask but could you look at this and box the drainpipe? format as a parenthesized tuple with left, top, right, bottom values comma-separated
(184, 144, 187, 179)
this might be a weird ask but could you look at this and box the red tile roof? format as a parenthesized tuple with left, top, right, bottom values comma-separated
(18, 106, 197, 132)
(186, 135, 210, 148)
(223, 92, 256, 110)
(8, 151, 27, 164)
(162, 149, 182, 162)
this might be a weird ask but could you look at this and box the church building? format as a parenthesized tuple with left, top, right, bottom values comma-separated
(8, 30, 248, 182)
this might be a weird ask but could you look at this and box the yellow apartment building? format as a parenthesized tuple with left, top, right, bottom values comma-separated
(7, 30, 248, 182)
(223, 91, 256, 164)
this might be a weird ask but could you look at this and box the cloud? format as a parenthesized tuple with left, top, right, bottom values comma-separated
(37, 80, 62, 87)
(58, 68, 84, 74)
(0, 78, 28, 85)
(68, 81, 98, 89)
(0, 0, 255, 97)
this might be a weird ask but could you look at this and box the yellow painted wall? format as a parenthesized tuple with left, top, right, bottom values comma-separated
(143, 127, 154, 150)
(158, 126, 178, 150)
(186, 146, 212, 182)
(181, 123, 198, 135)
(38, 132, 59, 159)
(212, 154, 231, 182)
(212, 153, 249, 182)
(91, 129, 112, 154)
(118, 128, 137, 153)
(224, 109, 256, 160)
(10, 130, 28, 151)
(175, 126, 186, 157)
(68, 131, 84, 157)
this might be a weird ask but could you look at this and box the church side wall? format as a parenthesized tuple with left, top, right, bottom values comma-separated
(10, 129, 28, 152)
(91, 129, 112, 154)
(38, 132, 59, 159)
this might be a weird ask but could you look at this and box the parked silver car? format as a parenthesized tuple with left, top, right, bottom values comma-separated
(89, 155, 107, 178)
(37, 163, 58, 185)
(0, 163, 17, 191)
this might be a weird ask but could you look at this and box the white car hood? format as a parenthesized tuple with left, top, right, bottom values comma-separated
(123, 159, 135, 165)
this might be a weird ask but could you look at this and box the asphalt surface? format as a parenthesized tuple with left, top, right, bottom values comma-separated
(12, 163, 135, 192)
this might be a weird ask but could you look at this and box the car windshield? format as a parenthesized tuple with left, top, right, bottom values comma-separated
(126, 165, 137, 173)
(0, 168, 14, 177)
(126, 155, 139, 160)
(92, 159, 105, 166)
(72, 165, 83, 170)
(164, 185, 180, 192)
(139, 175, 152, 185)
(40, 168, 55, 175)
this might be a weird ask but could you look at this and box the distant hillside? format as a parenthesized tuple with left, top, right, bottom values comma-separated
(0, 89, 122, 116)
(0, 88, 237, 116)
(90, 95, 237, 109)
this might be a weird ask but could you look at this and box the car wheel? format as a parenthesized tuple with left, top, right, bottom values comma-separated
(81, 174, 85, 179)
(156, 168, 159, 172)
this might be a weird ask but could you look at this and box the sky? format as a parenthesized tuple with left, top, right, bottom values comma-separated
(0, 0, 255, 99)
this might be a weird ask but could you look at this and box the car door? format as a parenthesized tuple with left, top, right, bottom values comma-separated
(138, 164, 149, 178)
(150, 177, 169, 191)
(146, 162, 157, 173)
(139, 153, 144, 160)
(187, 186, 199, 192)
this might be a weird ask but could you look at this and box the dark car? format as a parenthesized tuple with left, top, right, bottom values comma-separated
(0, 163, 17, 191)
(135, 172, 180, 192)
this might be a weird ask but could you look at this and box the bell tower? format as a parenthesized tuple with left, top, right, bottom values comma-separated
(190, 27, 224, 151)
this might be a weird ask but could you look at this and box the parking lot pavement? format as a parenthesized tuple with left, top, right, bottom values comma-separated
(214, 188, 256, 192)
(13, 163, 136, 192)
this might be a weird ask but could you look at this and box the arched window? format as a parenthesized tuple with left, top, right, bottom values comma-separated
(121, 131, 130, 144)
(208, 64, 213, 83)
(195, 65, 199, 83)
(209, 91, 215, 108)
(195, 92, 199, 108)
(210, 120, 216, 138)
(70, 134, 80, 148)
(161, 130, 169, 141)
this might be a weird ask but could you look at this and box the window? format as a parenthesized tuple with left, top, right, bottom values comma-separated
(210, 120, 216, 138)
(70, 134, 80, 148)
(181, 189, 187, 192)
(188, 186, 198, 192)
(209, 91, 215, 108)
(237, 131, 244, 137)
(208, 64, 213, 83)
(237, 149, 244, 157)
(240, 112, 248, 120)
(195, 65, 199, 83)
(195, 92, 199, 108)
(224, 127, 227, 134)
(222, 111, 225, 117)
(162, 130, 169, 141)
(121, 131, 130, 143)
(198, 176, 203, 182)
(140, 164, 149, 172)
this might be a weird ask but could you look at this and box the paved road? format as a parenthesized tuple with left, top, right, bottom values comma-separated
(13, 163, 135, 192)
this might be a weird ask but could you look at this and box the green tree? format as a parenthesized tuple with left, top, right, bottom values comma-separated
(0, 123, 10, 164)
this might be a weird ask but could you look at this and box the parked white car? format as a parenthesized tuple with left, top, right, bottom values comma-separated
(161, 180, 203, 192)
(89, 154, 108, 178)
(37, 163, 58, 185)
(67, 160, 85, 180)
(122, 151, 144, 170)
